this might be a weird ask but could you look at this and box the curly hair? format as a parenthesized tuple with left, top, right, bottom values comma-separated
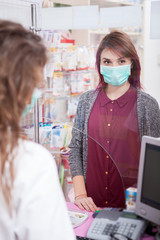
(0, 20, 47, 207)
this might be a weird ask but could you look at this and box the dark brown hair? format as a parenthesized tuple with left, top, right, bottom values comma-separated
(96, 30, 142, 89)
(0, 20, 47, 207)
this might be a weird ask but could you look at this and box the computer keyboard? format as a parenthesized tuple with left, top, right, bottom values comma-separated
(87, 217, 147, 240)
(76, 220, 146, 240)
(76, 236, 95, 240)
(89, 221, 137, 238)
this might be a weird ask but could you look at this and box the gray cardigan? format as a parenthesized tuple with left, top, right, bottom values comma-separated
(69, 88, 160, 181)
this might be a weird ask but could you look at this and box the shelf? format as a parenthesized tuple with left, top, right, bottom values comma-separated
(89, 30, 141, 36)
(44, 90, 68, 98)
(44, 90, 83, 98)
(45, 0, 140, 8)
(54, 68, 94, 73)
(90, 0, 140, 7)
(89, 30, 110, 35)
(125, 32, 142, 36)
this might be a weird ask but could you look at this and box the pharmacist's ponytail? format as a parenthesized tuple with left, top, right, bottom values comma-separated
(0, 20, 47, 208)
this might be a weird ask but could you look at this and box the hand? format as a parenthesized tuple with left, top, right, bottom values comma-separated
(74, 196, 98, 212)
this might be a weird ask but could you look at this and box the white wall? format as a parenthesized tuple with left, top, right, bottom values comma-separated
(143, 0, 160, 105)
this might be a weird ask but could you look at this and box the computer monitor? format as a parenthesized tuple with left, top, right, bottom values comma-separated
(135, 136, 160, 226)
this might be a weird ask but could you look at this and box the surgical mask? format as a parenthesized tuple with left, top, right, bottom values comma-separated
(22, 88, 42, 117)
(100, 64, 131, 86)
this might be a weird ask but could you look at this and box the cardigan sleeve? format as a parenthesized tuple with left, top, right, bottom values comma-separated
(146, 97, 160, 137)
(69, 93, 86, 178)
(138, 90, 160, 139)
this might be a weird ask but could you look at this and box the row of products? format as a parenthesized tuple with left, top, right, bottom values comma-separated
(21, 70, 97, 127)
(41, 94, 86, 121)
(23, 123, 72, 151)
(41, 30, 73, 48)
(121, 26, 142, 33)
(39, 123, 72, 150)
(44, 45, 96, 75)
(46, 69, 97, 96)
(41, 31, 61, 48)
(39, 94, 80, 122)
(21, 69, 98, 139)
(22, 122, 71, 190)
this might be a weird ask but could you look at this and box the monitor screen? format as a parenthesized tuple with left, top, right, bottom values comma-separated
(135, 136, 160, 226)
(141, 143, 160, 210)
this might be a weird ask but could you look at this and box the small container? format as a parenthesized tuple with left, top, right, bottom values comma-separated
(61, 148, 70, 169)
(126, 187, 137, 211)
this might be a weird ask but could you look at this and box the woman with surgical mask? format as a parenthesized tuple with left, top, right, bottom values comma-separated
(69, 31, 160, 212)
(0, 20, 75, 240)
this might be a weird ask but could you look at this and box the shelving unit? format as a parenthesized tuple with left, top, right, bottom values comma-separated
(90, 0, 140, 7)
(88, 29, 142, 46)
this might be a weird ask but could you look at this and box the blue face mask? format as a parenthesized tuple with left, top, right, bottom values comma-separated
(100, 64, 131, 86)
(22, 88, 42, 117)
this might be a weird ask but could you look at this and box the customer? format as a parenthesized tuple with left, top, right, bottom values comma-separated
(0, 20, 75, 240)
(69, 30, 160, 211)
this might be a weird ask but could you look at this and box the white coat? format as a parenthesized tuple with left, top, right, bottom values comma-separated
(0, 140, 76, 240)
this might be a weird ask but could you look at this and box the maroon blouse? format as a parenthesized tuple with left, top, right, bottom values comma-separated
(86, 86, 141, 208)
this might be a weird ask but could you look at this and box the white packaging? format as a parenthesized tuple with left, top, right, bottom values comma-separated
(126, 187, 137, 211)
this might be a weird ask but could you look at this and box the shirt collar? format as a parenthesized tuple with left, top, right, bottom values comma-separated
(99, 86, 136, 108)
(99, 89, 111, 107)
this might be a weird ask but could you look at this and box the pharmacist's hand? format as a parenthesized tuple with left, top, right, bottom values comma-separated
(74, 196, 98, 212)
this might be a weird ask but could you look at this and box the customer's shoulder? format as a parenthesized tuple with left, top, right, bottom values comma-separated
(79, 89, 99, 101)
(138, 89, 159, 107)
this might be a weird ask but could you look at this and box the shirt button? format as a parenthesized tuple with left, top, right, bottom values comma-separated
(110, 109, 113, 111)
(107, 123, 111, 127)
(105, 201, 108, 204)
(105, 171, 108, 175)
(105, 187, 108, 190)
(106, 155, 109, 158)
(107, 140, 110, 143)
(111, 101, 114, 103)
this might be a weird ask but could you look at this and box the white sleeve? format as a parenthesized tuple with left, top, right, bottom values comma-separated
(13, 143, 76, 240)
